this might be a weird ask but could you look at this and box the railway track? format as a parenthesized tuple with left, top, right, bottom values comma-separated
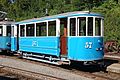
(0, 69, 31, 80)
(0, 66, 62, 80)
(0, 54, 120, 80)
(105, 53, 120, 62)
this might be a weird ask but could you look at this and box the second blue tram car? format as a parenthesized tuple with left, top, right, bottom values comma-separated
(11, 11, 104, 65)
(0, 20, 14, 52)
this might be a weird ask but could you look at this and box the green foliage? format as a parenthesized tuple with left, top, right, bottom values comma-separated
(0, 0, 120, 42)
(0, 0, 103, 21)
(92, 0, 120, 42)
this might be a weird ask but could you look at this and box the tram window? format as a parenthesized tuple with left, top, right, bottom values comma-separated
(11, 26, 14, 37)
(60, 24, 64, 36)
(95, 18, 101, 36)
(6, 26, 11, 36)
(70, 18, 76, 36)
(48, 21, 56, 36)
(60, 18, 67, 36)
(26, 24, 34, 36)
(0, 26, 2, 36)
(88, 17, 93, 36)
(78, 17, 86, 36)
(20, 25, 25, 37)
(36, 22, 47, 36)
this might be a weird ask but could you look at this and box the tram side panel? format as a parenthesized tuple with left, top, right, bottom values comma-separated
(11, 37, 17, 51)
(19, 37, 60, 56)
(0, 36, 11, 50)
(68, 37, 104, 61)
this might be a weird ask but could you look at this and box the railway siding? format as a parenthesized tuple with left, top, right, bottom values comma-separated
(0, 57, 93, 80)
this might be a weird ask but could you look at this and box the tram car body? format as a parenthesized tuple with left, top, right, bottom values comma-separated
(11, 11, 104, 65)
(0, 20, 14, 52)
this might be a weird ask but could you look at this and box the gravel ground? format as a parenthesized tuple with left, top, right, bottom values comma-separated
(0, 57, 93, 80)
(0, 67, 61, 80)
(0, 54, 120, 80)
(0, 68, 32, 80)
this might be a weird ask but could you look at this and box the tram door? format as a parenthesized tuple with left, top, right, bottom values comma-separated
(11, 25, 17, 51)
(60, 18, 67, 56)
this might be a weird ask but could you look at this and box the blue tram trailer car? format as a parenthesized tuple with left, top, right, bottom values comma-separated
(0, 20, 14, 52)
(13, 11, 104, 65)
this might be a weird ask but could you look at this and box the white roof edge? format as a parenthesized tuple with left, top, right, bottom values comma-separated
(17, 11, 102, 24)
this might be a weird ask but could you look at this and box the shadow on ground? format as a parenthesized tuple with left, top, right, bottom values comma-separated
(0, 76, 18, 80)
(60, 59, 119, 73)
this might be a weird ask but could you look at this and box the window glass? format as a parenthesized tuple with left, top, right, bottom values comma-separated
(70, 18, 76, 36)
(88, 17, 93, 36)
(20, 25, 25, 37)
(0, 26, 2, 36)
(60, 23, 64, 36)
(6, 26, 11, 36)
(48, 21, 56, 36)
(95, 18, 101, 36)
(26, 24, 34, 36)
(36, 22, 47, 36)
(11, 26, 14, 37)
(101, 19, 104, 36)
(78, 17, 86, 36)
(60, 18, 67, 36)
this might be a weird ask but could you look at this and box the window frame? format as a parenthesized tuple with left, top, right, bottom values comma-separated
(68, 17, 78, 37)
(87, 17, 94, 36)
(47, 19, 58, 37)
(6, 25, 11, 37)
(18, 16, 104, 38)
(26, 24, 35, 37)
(68, 16, 104, 37)
(2, 25, 6, 36)
(48, 20, 57, 37)
(11, 25, 17, 37)
(35, 21, 47, 37)
(19, 19, 59, 37)
(86, 16, 104, 37)
(101, 18, 104, 36)
(77, 17, 86, 36)
(36, 21, 47, 37)
(19, 24, 26, 37)
(2, 24, 11, 37)
(11, 25, 14, 37)
(0, 25, 3, 36)
(94, 16, 104, 37)
(35, 19, 58, 37)
(95, 17, 101, 36)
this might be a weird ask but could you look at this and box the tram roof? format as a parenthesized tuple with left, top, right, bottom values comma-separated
(0, 21, 15, 25)
(16, 11, 103, 24)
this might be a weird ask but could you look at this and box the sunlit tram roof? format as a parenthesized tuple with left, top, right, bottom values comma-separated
(16, 11, 103, 24)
